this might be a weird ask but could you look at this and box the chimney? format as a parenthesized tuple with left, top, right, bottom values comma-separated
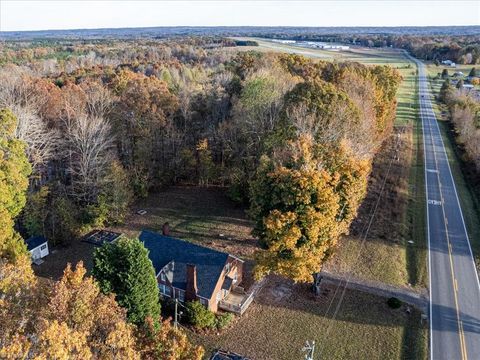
(185, 264, 198, 302)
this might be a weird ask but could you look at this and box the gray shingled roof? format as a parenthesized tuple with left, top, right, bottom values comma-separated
(25, 236, 47, 251)
(139, 230, 229, 300)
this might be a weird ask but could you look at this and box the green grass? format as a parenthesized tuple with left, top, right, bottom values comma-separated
(110, 186, 259, 262)
(405, 67, 428, 289)
(190, 278, 427, 360)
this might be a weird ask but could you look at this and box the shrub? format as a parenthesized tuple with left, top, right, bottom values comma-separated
(215, 312, 234, 329)
(186, 301, 216, 329)
(387, 297, 402, 309)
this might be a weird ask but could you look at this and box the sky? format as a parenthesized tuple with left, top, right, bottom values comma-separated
(0, 0, 479, 32)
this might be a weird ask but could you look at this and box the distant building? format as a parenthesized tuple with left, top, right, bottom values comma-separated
(26, 236, 49, 261)
(271, 39, 296, 44)
(441, 60, 456, 67)
(140, 230, 249, 313)
(299, 41, 349, 50)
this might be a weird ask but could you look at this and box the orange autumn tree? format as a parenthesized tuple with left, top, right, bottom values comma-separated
(2, 262, 140, 360)
(41, 262, 139, 359)
(249, 66, 397, 282)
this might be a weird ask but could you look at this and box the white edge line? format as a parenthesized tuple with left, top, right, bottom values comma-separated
(427, 88, 480, 292)
(407, 54, 433, 360)
(418, 63, 434, 360)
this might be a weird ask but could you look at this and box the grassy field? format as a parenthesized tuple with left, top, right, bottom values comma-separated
(406, 72, 429, 288)
(191, 276, 427, 360)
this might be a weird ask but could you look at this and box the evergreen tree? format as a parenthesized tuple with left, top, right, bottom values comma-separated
(441, 68, 449, 79)
(92, 237, 160, 325)
(469, 67, 477, 78)
(456, 79, 464, 89)
(439, 79, 453, 103)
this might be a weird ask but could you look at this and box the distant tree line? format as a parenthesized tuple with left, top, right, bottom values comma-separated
(257, 33, 480, 64)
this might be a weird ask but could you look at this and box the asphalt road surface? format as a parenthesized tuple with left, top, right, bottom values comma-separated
(410, 56, 480, 360)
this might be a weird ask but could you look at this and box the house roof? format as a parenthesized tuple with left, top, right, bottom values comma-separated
(25, 236, 47, 251)
(139, 230, 230, 300)
(82, 230, 123, 246)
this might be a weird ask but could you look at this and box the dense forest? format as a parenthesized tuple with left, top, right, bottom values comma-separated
(0, 37, 401, 357)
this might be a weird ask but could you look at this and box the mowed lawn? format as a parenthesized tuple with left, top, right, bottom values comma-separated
(111, 186, 257, 259)
(191, 276, 427, 360)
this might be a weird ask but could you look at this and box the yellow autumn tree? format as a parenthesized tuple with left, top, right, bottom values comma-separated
(136, 317, 205, 360)
(43, 262, 140, 359)
(0, 108, 36, 352)
(250, 135, 340, 282)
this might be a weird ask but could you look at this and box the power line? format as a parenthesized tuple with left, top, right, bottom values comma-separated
(317, 124, 407, 359)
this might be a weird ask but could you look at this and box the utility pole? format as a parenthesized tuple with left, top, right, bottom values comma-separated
(302, 340, 315, 360)
(174, 298, 179, 329)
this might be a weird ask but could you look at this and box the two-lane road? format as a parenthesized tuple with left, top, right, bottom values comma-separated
(410, 55, 480, 359)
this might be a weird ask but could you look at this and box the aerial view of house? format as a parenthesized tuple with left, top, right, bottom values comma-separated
(2, 1, 479, 359)
(140, 230, 249, 314)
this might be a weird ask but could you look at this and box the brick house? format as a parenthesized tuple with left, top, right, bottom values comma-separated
(140, 230, 245, 313)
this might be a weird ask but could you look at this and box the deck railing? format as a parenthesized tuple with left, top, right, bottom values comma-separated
(219, 291, 254, 315)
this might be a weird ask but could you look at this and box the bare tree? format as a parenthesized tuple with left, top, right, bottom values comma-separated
(0, 66, 60, 174)
(12, 103, 60, 173)
(64, 114, 114, 203)
(82, 81, 114, 118)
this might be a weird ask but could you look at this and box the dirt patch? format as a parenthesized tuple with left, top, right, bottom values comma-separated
(33, 240, 96, 280)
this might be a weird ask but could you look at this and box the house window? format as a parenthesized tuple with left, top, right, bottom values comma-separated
(159, 284, 171, 297)
(177, 289, 185, 302)
(160, 272, 166, 282)
(40, 245, 47, 251)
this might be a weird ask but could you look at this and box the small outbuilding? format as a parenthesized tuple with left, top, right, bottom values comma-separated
(26, 236, 49, 261)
